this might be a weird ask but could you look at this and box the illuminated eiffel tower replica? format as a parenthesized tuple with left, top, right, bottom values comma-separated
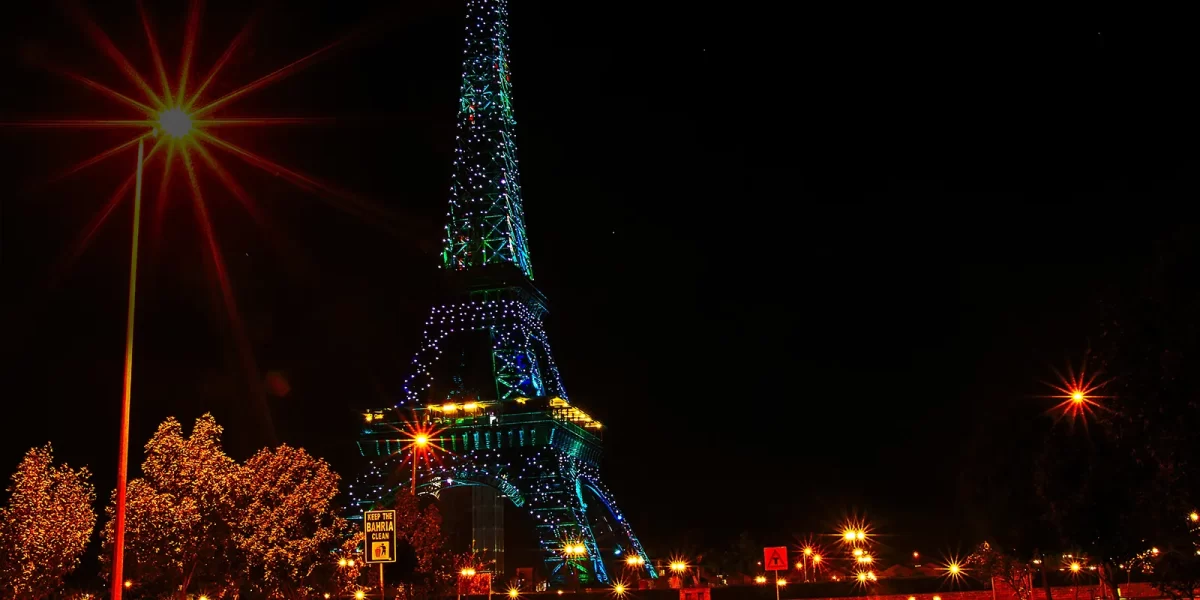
(350, 0, 655, 585)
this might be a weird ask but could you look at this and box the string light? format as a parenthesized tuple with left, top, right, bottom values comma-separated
(0, 444, 96, 596)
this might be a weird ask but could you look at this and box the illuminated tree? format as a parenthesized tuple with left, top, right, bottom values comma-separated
(393, 490, 446, 574)
(967, 542, 1034, 600)
(1033, 232, 1200, 599)
(232, 444, 345, 597)
(1151, 546, 1200, 600)
(0, 444, 96, 600)
(100, 414, 240, 597)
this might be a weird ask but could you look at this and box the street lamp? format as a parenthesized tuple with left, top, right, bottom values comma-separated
(626, 555, 646, 587)
(412, 434, 429, 493)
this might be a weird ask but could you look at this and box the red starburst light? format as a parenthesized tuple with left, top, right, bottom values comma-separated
(1044, 360, 1112, 427)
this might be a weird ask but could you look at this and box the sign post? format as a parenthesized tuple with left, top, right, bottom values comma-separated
(764, 547, 787, 600)
(366, 510, 397, 598)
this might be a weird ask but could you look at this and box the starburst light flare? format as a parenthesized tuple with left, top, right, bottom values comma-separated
(1043, 360, 1113, 427)
(940, 555, 968, 584)
(2, 5, 386, 599)
(4, 0, 387, 285)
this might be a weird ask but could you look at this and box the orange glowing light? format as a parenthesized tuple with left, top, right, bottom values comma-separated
(777, 578, 787, 587)
(803, 546, 814, 556)
(389, 413, 446, 493)
(1190, 512, 1199, 523)
(939, 556, 968, 583)
(853, 548, 864, 557)
(124, 581, 133, 589)
(1044, 361, 1112, 426)
(1070, 562, 1081, 573)
(509, 588, 521, 599)
(670, 560, 688, 573)
(755, 576, 767, 584)
(812, 554, 822, 564)
(612, 582, 628, 597)
(355, 592, 366, 600)
(839, 518, 870, 545)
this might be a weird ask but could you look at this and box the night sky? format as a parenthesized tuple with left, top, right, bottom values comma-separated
(2, 0, 1198, 565)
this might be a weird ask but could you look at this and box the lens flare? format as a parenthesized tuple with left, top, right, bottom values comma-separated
(1043, 360, 1112, 428)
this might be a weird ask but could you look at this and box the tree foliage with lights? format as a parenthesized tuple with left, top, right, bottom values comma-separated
(0, 444, 96, 600)
(967, 542, 1035, 600)
(1032, 230, 1200, 598)
(101, 413, 352, 598)
(100, 414, 240, 596)
(233, 444, 345, 597)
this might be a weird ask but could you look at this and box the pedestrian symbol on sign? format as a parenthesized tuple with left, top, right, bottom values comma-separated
(372, 541, 392, 561)
(763, 546, 787, 571)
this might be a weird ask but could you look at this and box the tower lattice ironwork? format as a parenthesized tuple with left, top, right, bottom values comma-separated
(350, 0, 655, 585)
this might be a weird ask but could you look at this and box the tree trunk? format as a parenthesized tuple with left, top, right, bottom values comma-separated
(1042, 555, 1054, 600)
(1098, 560, 1118, 600)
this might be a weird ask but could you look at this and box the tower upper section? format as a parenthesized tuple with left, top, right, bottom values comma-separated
(442, 0, 534, 281)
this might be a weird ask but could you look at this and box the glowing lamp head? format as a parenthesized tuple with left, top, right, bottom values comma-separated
(156, 108, 192, 139)
(414, 434, 429, 446)
(755, 576, 767, 584)
(857, 572, 868, 583)
(812, 554, 822, 563)
(1071, 390, 1085, 403)
(670, 561, 687, 573)
(355, 591, 366, 600)
(1070, 562, 1082, 573)
(777, 578, 787, 587)
(124, 581, 133, 589)
(614, 583, 627, 596)
(509, 588, 521, 598)
(804, 546, 814, 556)
(853, 548, 864, 557)
(948, 563, 961, 575)
(856, 530, 866, 541)
(1190, 511, 1199, 522)
(844, 530, 857, 542)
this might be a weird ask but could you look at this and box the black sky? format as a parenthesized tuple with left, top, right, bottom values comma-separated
(2, 0, 1198, 562)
